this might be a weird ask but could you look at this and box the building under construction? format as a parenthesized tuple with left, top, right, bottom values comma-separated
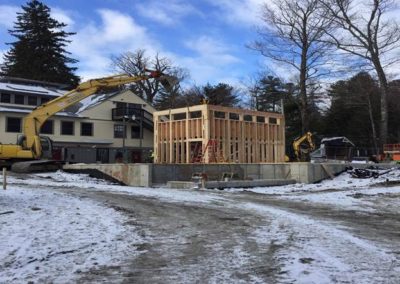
(153, 104, 285, 164)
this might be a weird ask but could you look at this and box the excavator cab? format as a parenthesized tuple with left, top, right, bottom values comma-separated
(17, 135, 53, 159)
(286, 132, 315, 162)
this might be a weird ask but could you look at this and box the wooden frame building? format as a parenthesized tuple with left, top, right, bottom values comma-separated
(153, 104, 285, 164)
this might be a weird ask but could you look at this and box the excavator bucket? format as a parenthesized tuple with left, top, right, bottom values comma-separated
(157, 74, 179, 92)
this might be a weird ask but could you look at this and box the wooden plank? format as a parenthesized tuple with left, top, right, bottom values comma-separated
(321, 164, 335, 179)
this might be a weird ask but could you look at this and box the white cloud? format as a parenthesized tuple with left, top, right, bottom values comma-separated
(0, 5, 18, 28)
(136, 0, 199, 26)
(184, 35, 240, 65)
(169, 35, 242, 85)
(0, 49, 5, 64)
(68, 9, 161, 80)
(51, 8, 75, 28)
(206, 0, 267, 27)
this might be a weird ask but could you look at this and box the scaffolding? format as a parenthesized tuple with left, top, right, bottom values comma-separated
(153, 104, 285, 164)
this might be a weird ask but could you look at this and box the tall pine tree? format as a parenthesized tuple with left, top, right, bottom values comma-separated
(1, 0, 79, 86)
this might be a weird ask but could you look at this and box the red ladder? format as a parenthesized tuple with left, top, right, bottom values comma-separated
(191, 139, 225, 163)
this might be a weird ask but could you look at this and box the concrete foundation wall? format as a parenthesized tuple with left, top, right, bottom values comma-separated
(152, 163, 347, 185)
(64, 163, 152, 187)
(63, 162, 352, 187)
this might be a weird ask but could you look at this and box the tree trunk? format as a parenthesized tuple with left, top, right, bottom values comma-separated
(299, 44, 309, 134)
(371, 55, 389, 148)
(366, 92, 379, 155)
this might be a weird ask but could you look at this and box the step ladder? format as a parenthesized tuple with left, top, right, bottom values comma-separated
(191, 139, 226, 163)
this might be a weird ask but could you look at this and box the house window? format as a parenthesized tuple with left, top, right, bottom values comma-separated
(14, 94, 25, 105)
(61, 121, 74, 135)
(40, 120, 54, 134)
(81, 122, 93, 136)
(6, 117, 21, 132)
(114, 124, 126, 138)
(0, 93, 11, 103)
(41, 97, 50, 104)
(28, 96, 38, 106)
(116, 102, 127, 108)
(131, 126, 142, 139)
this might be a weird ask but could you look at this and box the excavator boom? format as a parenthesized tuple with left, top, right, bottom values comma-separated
(4, 70, 177, 171)
(292, 131, 315, 161)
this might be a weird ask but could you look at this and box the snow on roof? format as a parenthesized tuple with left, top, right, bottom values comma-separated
(321, 137, 355, 146)
(0, 105, 81, 117)
(77, 92, 117, 113)
(0, 82, 65, 97)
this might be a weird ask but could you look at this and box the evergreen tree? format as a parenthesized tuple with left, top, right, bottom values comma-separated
(324, 72, 381, 153)
(153, 89, 184, 110)
(203, 83, 239, 107)
(253, 76, 285, 112)
(1, 0, 79, 86)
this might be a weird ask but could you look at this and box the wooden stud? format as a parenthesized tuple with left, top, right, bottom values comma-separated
(153, 104, 285, 164)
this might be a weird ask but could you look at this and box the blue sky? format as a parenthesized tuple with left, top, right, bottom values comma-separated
(0, 0, 273, 86)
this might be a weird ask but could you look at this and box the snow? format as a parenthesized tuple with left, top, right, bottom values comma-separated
(0, 183, 141, 283)
(245, 203, 400, 283)
(0, 106, 81, 117)
(1, 168, 400, 282)
(77, 92, 116, 113)
(0, 82, 65, 97)
(11, 171, 227, 205)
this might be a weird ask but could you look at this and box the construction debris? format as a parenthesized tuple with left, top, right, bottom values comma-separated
(347, 166, 396, 179)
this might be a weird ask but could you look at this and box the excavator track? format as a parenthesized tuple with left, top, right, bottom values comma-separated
(11, 160, 63, 173)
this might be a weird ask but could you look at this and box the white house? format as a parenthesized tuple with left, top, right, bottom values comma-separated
(0, 77, 156, 163)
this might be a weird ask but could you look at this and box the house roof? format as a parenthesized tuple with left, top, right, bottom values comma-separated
(76, 89, 156, 114)
(0, 105, 81, 118)
(76, 92, 118, 113)
(0, 82, 65, 97)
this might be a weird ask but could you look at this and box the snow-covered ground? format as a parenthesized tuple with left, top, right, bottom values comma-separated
(0, 180, 141, 283)
(1, 168, 400, 283)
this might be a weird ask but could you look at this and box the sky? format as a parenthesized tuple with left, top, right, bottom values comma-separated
(0, 0, 272, 87)
(0, 0, 399, 89)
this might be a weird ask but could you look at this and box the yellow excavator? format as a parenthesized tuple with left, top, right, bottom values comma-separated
(0, 70, 175, 172)
(285, 131, 315, 162)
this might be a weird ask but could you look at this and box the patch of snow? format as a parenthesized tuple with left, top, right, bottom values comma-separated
(7, 171, 227, 206)
(0, 106, 81, 117)
(0, 82, 65, 97)
(244, 203, 400, 283)
(77, 93, 114, 113)
(0, 185, 141, 283)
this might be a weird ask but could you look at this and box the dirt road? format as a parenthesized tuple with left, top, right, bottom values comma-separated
(61, 187, 400, 283)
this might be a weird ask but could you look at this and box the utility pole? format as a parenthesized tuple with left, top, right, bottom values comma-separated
(122, 115, 128, 162)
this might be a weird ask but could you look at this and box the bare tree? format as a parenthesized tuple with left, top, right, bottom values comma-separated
(111, 49, 187, 103)
(318, 0, 400, 146)
(251, 0, 333, 133)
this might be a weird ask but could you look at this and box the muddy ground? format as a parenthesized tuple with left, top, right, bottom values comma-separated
(52, 186, 400, 283)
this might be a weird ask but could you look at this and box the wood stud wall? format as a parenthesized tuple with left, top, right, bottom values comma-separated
(153, 104, 285, 164)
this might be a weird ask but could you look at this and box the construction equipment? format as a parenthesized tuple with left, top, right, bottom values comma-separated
(0, 70, 176, 172)
(286, 132, 315, 162)
(383, 144, 400, 162)
(310, 136, 355, 162)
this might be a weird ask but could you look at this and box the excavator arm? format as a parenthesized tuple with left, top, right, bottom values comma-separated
(292, 131, 315, 161)
(22, 70, 173, 158)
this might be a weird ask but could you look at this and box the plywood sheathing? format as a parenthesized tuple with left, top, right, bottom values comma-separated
(153, 104, 285, 164)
